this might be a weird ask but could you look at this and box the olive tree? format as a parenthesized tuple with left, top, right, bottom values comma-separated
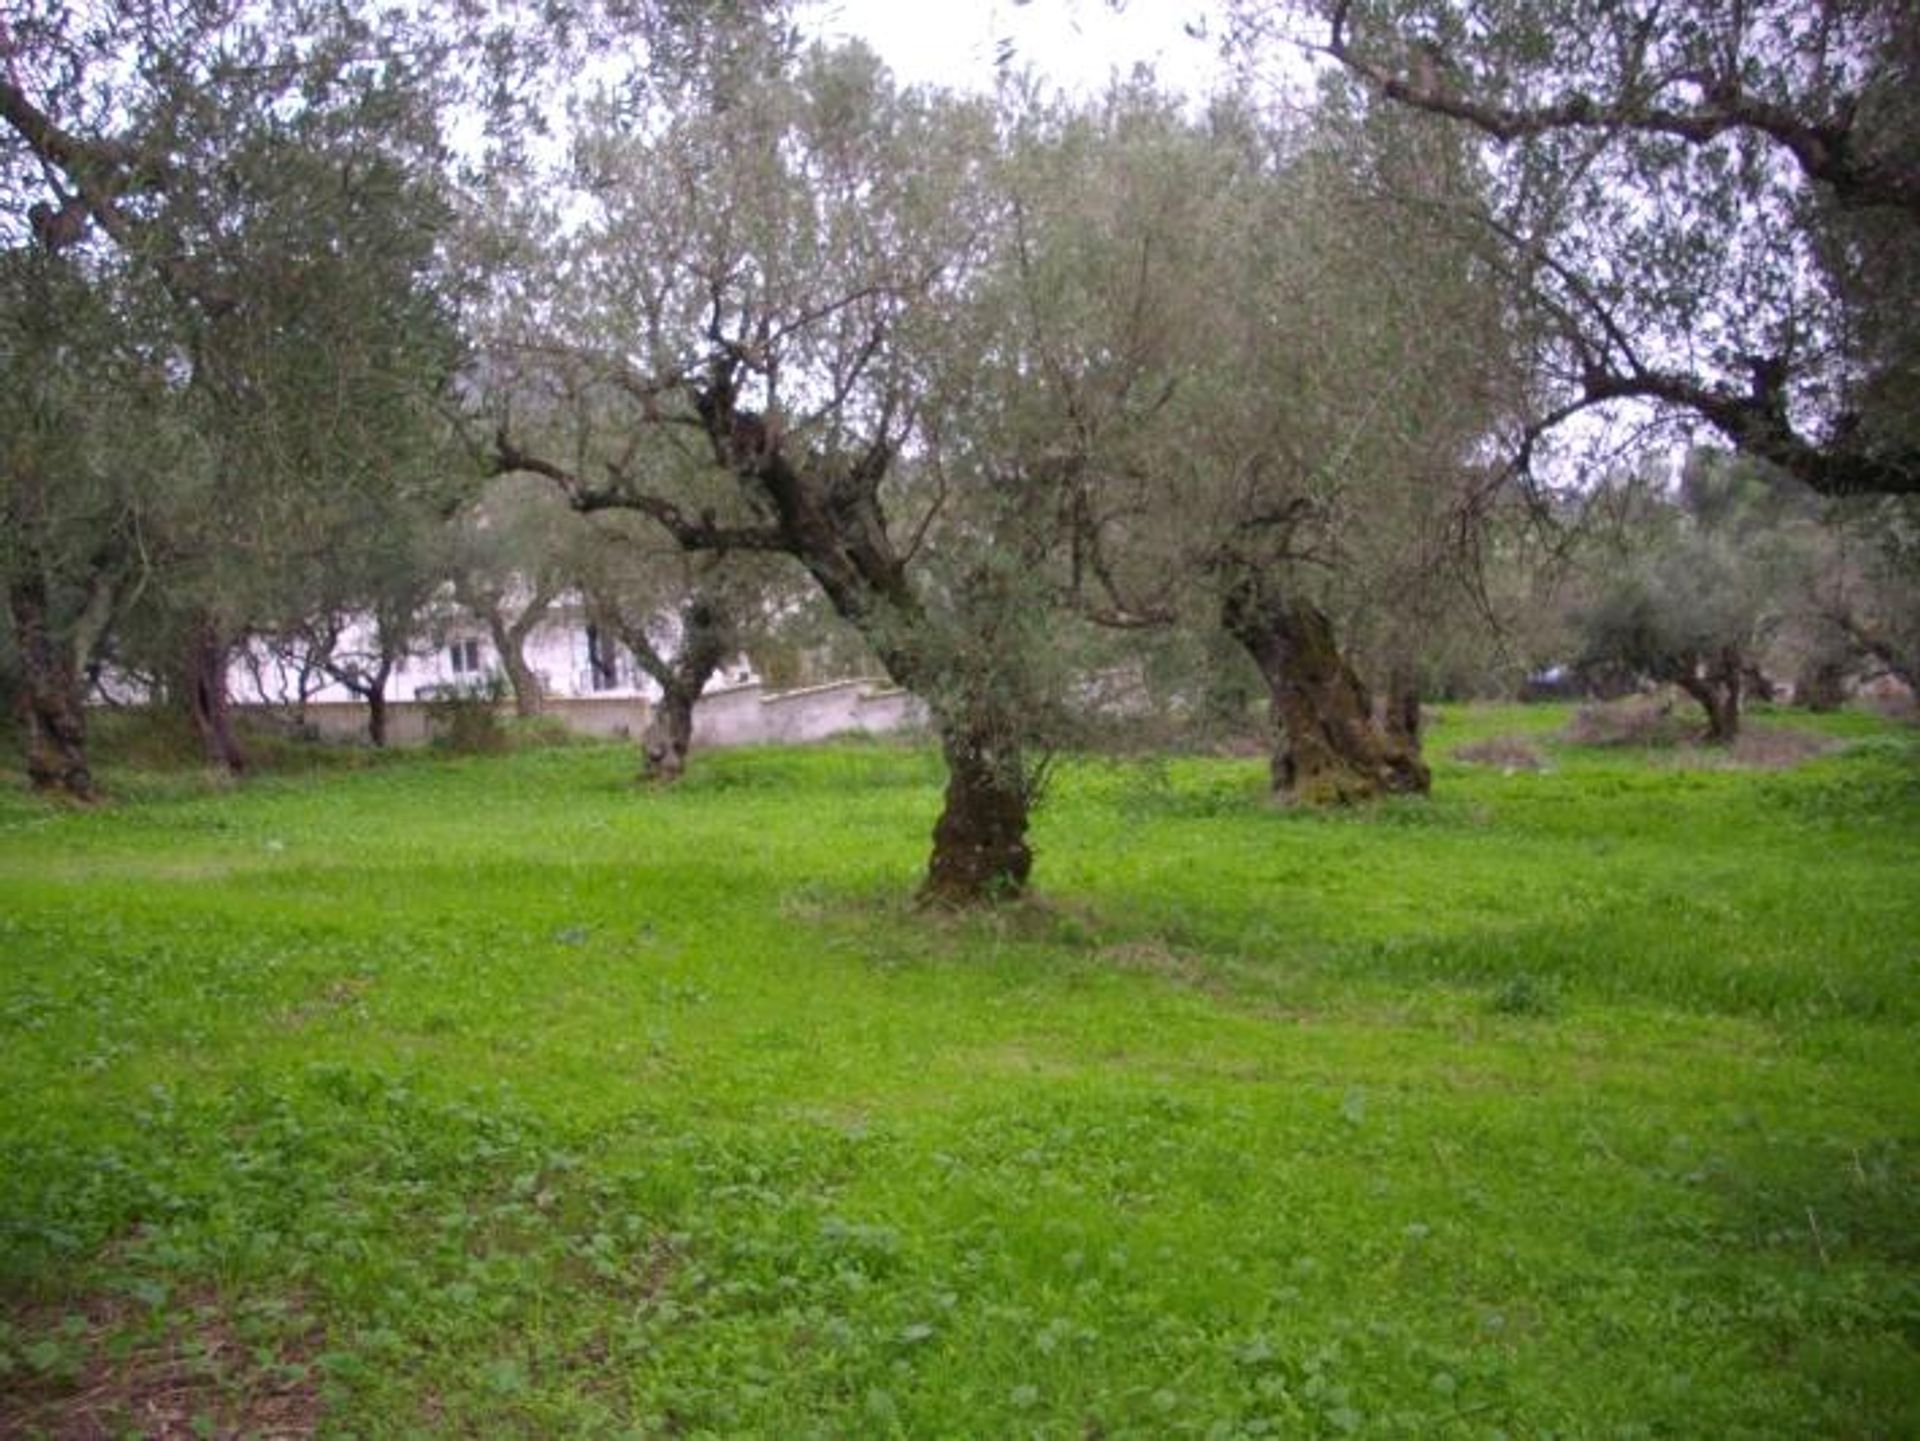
(491, 34, 1088, 902)
(0, 254, 170, 799)
(1029, 88, 1516, 801)
(572, 518, 767, 783)
(1803, 495, 1920, 702)
(1576, 453, 1821, 741)
(1, 0, 462, 780)
(447, 477, 586, 719)
(1228, 0, 1920, 499)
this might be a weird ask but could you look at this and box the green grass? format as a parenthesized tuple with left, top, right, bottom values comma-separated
(1, 705, 1916, 1436)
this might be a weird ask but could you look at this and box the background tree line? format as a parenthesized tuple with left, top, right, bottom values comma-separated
(3, 0, 1914, 903)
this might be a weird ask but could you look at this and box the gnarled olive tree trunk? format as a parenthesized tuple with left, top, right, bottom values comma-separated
(179, 616, 247, 776)
(640, 682, 699, 783)
(1672, 647, 1743, 744)
(508, 367, 1041, 905)
(492, 631, 544, 719)
(1794, 654, 1848, 712)
(920, 714, 1033, 907)
(467, 585, 556, 720)
(642, 593, 734, 783)
(592, 589, 733, 784)
(1221, 574, 1428, 804)
(7, 574, 96, 801)
(1382, 663, 1423, 754)
(5, 466, 127, 802)
(319, 626, 402, 748)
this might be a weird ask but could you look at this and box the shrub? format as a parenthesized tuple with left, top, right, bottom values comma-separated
(422, 679, 508, 754)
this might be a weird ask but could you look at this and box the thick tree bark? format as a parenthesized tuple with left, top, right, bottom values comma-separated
(365, 684, 389, 748)
(1674, 648, 1743, 744)
(180, 617, 246, 775)
(1221, 576, 1430, 804)
(606, 591, 733, 784)
(477, 596, 552, 719)
(494, 636, 544, 718)
(1383, 664, 1423, 753)
(502, 367, 1040, 903)
(7, 574, 96, 801)
(642, 681, 699, 782)
(921, 720, 1033, 907)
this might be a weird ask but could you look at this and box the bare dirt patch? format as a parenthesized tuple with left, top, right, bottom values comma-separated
(1561, 695, 1696, 748)
(1637, 725, 1840, 771)
(1725, 726, 1840, 769)
(0, 1293, 324, 1440)
(1451, 735, 1549, 771)
(1561, 697, 1841, 769)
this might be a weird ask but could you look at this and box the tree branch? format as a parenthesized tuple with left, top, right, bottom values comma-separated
(491, 424, 789, 552)
(1319, 2, 1919, 216)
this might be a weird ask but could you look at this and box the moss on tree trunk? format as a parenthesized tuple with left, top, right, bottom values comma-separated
(1222, 576, 1429, 805)
(920, 723, 1033, 906)
(7, 576, 96, 802)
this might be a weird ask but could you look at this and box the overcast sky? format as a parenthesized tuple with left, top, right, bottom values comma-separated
(797, 0, 1232, 100)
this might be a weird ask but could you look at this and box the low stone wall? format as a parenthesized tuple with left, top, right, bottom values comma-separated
(293, 702, 438, 747)
(693, 678, 923, 748)
(542, 696, 654, 739)
(245, 678, 922, 751)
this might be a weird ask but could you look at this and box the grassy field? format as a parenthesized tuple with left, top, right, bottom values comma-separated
(1, 705, 1916, 1437)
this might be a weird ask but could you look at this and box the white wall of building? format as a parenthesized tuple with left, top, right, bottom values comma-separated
(271, 677, 923, 751)
(230, 601, 757, 707)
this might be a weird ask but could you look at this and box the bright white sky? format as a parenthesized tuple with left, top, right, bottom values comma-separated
(797, 0, 1232, 100)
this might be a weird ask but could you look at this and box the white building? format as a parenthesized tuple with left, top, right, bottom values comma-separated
(229, 596, 757, 708)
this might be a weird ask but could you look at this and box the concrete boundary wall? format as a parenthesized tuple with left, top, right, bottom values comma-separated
(244, 677, 923, 750)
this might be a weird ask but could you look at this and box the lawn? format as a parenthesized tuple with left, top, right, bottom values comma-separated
(1, 705, 1916, 1437)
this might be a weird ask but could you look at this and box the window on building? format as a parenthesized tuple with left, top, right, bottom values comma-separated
(585, 625, 620, 691)
(449, 638, 482, 674)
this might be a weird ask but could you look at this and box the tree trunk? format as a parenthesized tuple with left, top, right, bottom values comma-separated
(501, 646, 543, 718)
(361, 650, 398, 748)
(1383, 664, 1424, 753)
(181, 618, 247, 776)
(1221, 576, 1429, 804)
(1677, 649, 1742, 744)
(921, 720, 1033, 906)
(485, 611, 545, 718)
(642, 682, 698, 782)
(1700, 684, 1741, 743)
(7, 575, 96, 802)
(622, 590, 734, 784)
(534, 382, 1039, 902)
(1795, 655, 1848, 712)
(1832, 612, 1920, 700)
